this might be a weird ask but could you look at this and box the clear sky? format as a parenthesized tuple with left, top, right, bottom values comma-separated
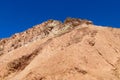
(0, 0, 120, 38)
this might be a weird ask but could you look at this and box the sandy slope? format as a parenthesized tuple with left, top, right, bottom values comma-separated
(0, 18, 120, 80)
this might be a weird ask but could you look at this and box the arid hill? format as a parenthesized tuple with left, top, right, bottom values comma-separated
(0, 18, 120, 80)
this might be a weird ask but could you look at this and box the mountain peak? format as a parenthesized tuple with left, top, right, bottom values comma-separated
(0, 18, 93, 55)
(0, 18, 120, 80)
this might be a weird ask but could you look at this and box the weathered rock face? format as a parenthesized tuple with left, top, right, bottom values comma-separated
(0, 18, 120, 80)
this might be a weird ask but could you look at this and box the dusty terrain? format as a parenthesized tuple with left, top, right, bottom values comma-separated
(0, 18, 120, 80)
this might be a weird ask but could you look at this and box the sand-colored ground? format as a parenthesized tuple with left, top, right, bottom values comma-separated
(0, 18, 120, 80)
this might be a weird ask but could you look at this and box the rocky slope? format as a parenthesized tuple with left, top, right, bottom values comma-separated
(0, 18, 120, 80)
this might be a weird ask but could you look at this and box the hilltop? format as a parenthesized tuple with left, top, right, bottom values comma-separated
(0, 18, 120, 80)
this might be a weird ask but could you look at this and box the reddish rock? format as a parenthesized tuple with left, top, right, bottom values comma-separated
(0, 18, 120, 80)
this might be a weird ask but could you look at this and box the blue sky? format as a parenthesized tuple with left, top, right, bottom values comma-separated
(0, 0, 120, 38)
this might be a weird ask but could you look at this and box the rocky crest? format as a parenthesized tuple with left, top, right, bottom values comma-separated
(0, 18, 120, 80)
(0, 18, 92, 55)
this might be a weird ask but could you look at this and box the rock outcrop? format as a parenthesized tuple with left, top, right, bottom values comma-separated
(0, 18, 120, 80)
